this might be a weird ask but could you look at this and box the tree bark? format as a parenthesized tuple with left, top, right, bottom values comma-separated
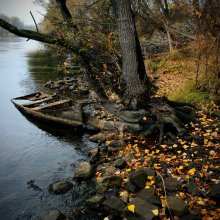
(112, 0, 149, 105)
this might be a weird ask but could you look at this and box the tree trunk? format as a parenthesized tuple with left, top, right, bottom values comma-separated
(112, 0, 149, 105)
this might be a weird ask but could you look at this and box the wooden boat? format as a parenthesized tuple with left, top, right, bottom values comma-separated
(11, 92, 83, 129)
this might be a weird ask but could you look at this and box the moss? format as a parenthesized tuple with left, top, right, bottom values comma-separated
(169, 80, 214, 105)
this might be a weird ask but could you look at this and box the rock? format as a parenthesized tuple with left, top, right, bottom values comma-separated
(89, 132, 119, 143)
(118, 109, 146, 123)
(88, 147, 100, 163)
(125, 197, 159, 220)
(167, 196, 188, 216)
(135, 188, 161, 206)
(125, 181, 139, 193)
(115, 159, 127, 169)
(103, 196, 126, 213)
(96, 176, 123, 193)
(103, 166, 118, 177)
(207, 183, 220, 201)
(129, 168, 156, 190)
(42, 210, 66, 220)
(86, 194, 105, 208)
(160, 177, 181, 192)
(49, 181, 72, 195)
(74, 161, 94, 179)
(186, 181, 202, 196)
(107, 140, 125, 152)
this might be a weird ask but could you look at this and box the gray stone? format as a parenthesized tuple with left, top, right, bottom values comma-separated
(115, 159, 127, 169)
(88, 147, 100, 163)
(119, 110, 146, 123)
(96, 176, 123, 193)
(42, 209, 66, 220)
(104, 166, 118, 177)
(125, 197, 159, 220)
(49, 181, 72, 195)
(129, 168, 155, 189)
(103, 196, 126, 213)
(86, 194, 105, 208)
(135, 188, 161, 206)
(107, 140, 125, 152)
(208, 183, 220, 201)
(160, 177, 181, 192)
(74, 161, 94, 179)
(125, 181, 139, 193)
(167, 196, 188, 216)
(186, 181, 202, 196)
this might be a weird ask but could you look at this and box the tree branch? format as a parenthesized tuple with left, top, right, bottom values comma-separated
(0, 18, 83, 55)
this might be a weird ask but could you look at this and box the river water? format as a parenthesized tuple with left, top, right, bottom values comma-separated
(0, 36, 96, 219)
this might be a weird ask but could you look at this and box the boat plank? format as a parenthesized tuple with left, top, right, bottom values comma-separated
(32, 99, 71, 111)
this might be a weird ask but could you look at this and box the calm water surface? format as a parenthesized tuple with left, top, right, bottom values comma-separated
(0, 36, 95, 219)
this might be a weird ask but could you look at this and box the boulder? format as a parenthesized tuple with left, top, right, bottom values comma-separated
(88, 147, 100, 163)
(74, 161, 94, 179)
(86, 194, 105, 208)
(96, 176, 123, 193)
(107, 140, 125, 152)
(186, 181, 202, 196)
(103, 196, 126, 213)
(128, 168, 155, 190)
(167, 196, 188, 216)
(125, 197, 159, 220)
(160, 177, 181, 192)
(42, 210, 66, 220)
(135, 188, 161, 206)
(115, 159, 127, 169)
(49, 181, 72, 195)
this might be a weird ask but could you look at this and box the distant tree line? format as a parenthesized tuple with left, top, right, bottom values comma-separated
(0, 14, 34, 35)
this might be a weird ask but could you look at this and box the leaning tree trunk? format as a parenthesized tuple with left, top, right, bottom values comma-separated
(112, 0, 150, 106)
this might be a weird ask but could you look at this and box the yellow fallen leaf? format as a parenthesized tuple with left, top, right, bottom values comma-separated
(188, 168, 196, 175)
(105, 140, 111, 145)
(156, 149, 160, 153)
(197, 200, 205, 205)
(143, 116, 147, 121)
(191, 141, 198, 147)
(211, 131, 218, 138)
(148, 176, 154, 180)
(128, 204, 135, 213)
(204, 139, 208, 145)
(179, 166, 184, 170)
(152, 209, 159, 216)
(183, 145, 189, 150)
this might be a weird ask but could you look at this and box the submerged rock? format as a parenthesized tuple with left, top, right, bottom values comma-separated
(49, 181, 72, 195)
(42, 209, 66, 220)
(74, 161, 94, 179)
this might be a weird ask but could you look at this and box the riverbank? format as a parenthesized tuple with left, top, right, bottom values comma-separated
(37, 73, 220, 220)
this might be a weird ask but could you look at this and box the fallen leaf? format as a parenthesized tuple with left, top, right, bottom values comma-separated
(152, 209, 159, 216)
(188, 168, 196, 175)
(128, 204, 135, 213)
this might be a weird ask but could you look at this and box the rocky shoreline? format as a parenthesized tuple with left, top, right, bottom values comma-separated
(26, 74, 220, 220)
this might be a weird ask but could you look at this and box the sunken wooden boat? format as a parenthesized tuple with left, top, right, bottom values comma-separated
(11, 92, 83, 129)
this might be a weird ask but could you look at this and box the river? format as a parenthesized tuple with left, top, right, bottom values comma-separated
(0, 36, 97, 220)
